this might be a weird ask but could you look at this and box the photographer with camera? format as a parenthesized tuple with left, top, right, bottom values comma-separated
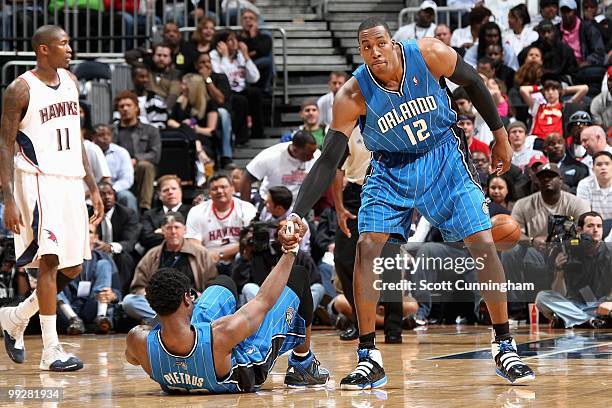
(232, 220, 324, 312)
(535, 211, 612, 329)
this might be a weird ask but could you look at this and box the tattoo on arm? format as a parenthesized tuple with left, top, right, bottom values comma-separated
(0, 79, 29, 202)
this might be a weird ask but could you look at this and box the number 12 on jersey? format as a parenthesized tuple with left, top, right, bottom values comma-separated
(403, 119, 430, 145)
(56, 128, 70, 151)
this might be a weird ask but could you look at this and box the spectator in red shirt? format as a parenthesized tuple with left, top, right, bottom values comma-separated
(457, 114, 490, 158)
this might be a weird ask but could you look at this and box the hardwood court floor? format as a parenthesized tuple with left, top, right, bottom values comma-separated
(1, 326, 611, 407)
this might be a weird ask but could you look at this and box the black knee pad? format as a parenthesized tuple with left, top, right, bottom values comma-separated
(207, 274, 239, 304)
(286, 265, 313, 327)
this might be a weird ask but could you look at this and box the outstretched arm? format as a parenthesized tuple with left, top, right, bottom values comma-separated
(291, 79, 364, 217)
(0, 79, 29, 234)
(418, 37, 511, 175)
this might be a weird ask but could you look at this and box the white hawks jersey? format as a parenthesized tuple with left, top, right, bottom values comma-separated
(185, 197, 257, 250)
(16, 68, 84, 178)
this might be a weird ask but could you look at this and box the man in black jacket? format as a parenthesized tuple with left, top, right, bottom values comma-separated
(138, 175, 191, 254)
(544, 132, 589, 194)
(557, 0, 606, 67)
(97, 182, 142, 295)
(519, 20, 577, 78)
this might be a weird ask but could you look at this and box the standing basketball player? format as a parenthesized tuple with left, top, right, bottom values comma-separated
(0, 25, 104, 371)
(280, 17, 535, 388)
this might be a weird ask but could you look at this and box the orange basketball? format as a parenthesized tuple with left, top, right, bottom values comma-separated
(491, 214, 521, 252)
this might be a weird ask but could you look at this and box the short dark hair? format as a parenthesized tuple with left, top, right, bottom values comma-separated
(477, 56, 496, 67)
(207, 172, 231, 187)
(592, 150, 612, 164)
(577, 211, 603, 228)
(330, 71, 348, 80)
(468, 6, 492, 26)
(267, 186, 293, 210)
(161, 211, 186, 226)
(509, 3, 531, 26)
(131, 63, 149, 77)
(291, 130, 317, 148)
(453, 87, 470, 101)
(542, 79, 562, 91)
(357, 17, 391, 37)
(211, 29, 236, 50)
(97, 181, 114, 192)
(152, 42, 173, 54)
(145, 268, 191, 316)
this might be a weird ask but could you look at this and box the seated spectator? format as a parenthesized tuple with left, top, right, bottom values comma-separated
(317, 71, 348, 127)
(472, 150, 490, 188)
(508, 121, 540, 169)
(503, 4, 539, 57)
(535, 211, 612, 328)
(393, 1, 437, 41)
(465, 22, 519, 71)
(113, 91, 162, 211)
(457, 114, 490, 158)
(544, 132, 589, 193)
(577, 151, 612, 219)
(123, 212, 218, 323)
(590, 67, 612, 129)
(488, 175, 514, 212)
(435, 23, 464, 56)
(167, 73, 218, 169)
(484, 44, 515, 91)
(519, 20, 577, 78)
(190, 17, 216, 55)
(530, 0, 562, 28)
(126, 43, 182, 110)
(139, 175, 192, 254)
(240, 130, 320, 203)
(94, 124, 138, 213)
(558, 0, 606, 67)
(452, 86, 494, 145)
(486, 77, 512, 118)
(211, 29, 263, 144)
(238, 9, 273, 92)
(57, 223, 121, 335)
(451, 6, 492, 51)
(221, 0, 261, 25)
(281, 100, 327, 148)
(580, 126, 612, 172)
(97, 182, 141, 295)
(565, 110, 593, 159)
(120, 64, 168, 129)
(80, 106, 111, 190)
(196, 52, 233, 169)
(313, 207, 337, 298)
(520, 76, 588, 139)
(186, 174, 256, 275)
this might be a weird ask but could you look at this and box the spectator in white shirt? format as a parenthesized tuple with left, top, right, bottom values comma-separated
(508, 121, 541, 169)
(393, 1, 437, 41)
(240, 130, 320, 204)
(530, 0, 562, 29)
(581, 126, 612, 173)
(503, 4, 539, 56)
(317, 71, 348, 127)
(465, 22, 519, 70)
(576, 151, 612, 219)
(451, 6, 492, 50)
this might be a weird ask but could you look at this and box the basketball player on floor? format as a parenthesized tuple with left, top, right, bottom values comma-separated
(280, 17, 535, 387)
(125, 219, 330, 393)
(0, 25, 104, 371)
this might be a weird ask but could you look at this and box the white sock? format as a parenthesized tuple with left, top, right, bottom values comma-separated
(293, 350, 310, 357)
(15, 291, 39, 320)
(39, 315, 59, 350)
(59, 303, 77, 319)
(97, 302, 108, 317)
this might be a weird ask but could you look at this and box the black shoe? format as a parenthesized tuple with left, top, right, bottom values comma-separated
(402, 316, 417, 330)
(589, 318, 607, 329)
(491, 337, 536, 384)
(335, 314, 352, 331)
(550, 313, 565, 329)
(340, 325, 358, 341)
(66, 317, 85, 335)
(284, 352, 330, 388)
(384, 332, 402, 344)
(94, 315, 112, 334)
(340, 348, 387, 390)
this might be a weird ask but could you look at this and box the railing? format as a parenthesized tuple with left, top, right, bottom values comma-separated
(179, 25, 289, 105)
(309, 0, 329, 19)
(398, 6, 469, 30)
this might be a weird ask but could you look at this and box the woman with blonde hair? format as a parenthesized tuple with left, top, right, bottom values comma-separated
(190, 17, 216, 55)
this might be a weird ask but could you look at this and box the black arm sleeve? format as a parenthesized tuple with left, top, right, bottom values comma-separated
(449, 54, 504, 132)
(292, 129, 349, 217)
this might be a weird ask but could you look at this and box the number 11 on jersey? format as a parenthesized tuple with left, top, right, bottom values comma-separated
(57, 128, 70, 151)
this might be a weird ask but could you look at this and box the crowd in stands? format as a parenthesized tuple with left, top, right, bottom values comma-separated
(0, 0, 611, 335)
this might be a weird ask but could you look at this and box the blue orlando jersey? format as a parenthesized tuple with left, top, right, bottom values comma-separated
(353, 39, 457, 154)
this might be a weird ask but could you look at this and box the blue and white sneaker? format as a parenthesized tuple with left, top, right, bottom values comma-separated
(340, 348, 387, 390)
(284, 351, 329, 387)
(0, 306, 28, 364)
(40, 344, 83, 372)
(492, 337, 535, 384)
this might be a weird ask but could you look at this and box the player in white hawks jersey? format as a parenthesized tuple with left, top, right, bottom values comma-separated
(186, 173, 256, 275)
(0, 25, 104, 372)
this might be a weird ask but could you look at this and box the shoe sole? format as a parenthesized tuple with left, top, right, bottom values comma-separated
(496, 368, 536, 385)
(41, 361, 84, 372)
(3, 330, 25, 364)
(284, 381, 328, 389)
(340, 376, 388, 390)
